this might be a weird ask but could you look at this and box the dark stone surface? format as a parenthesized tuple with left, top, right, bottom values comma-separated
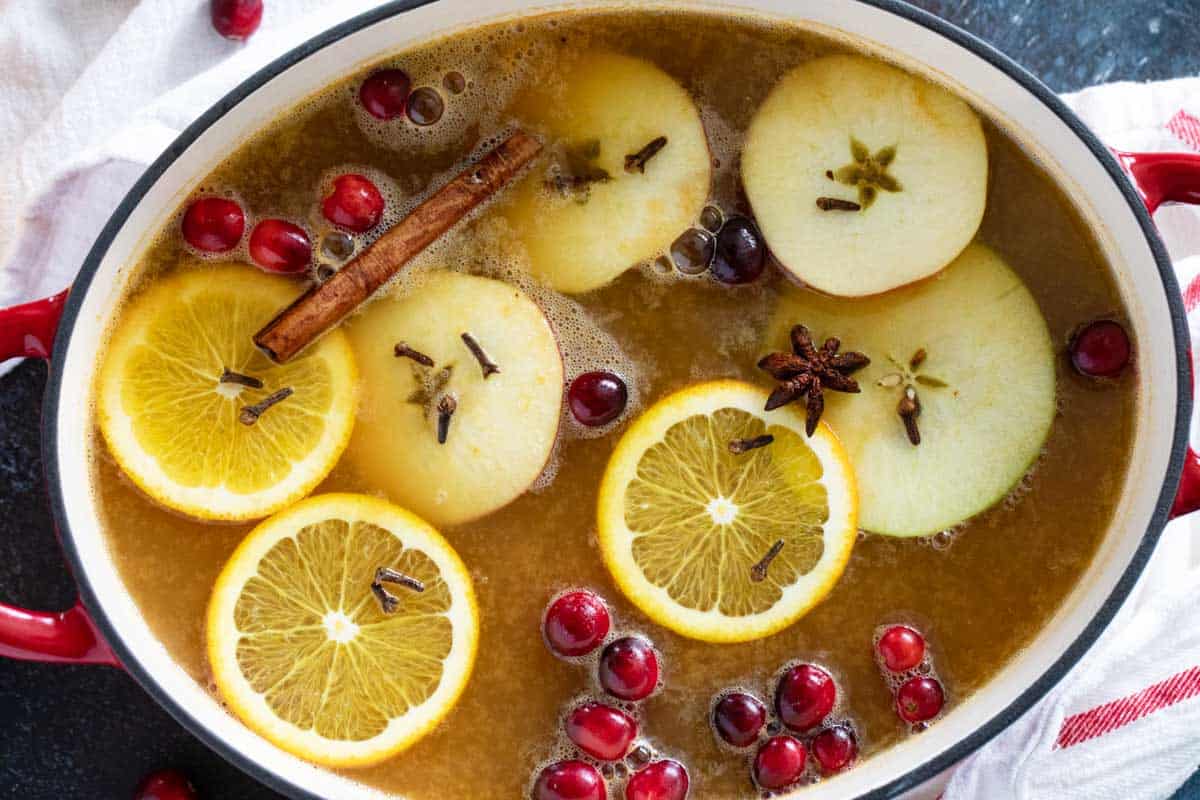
(1, 2, 1196, 798)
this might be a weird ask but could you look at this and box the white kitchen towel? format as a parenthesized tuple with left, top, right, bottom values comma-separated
(1, 3, 1199, 799)
(941, 82, 1200, 800)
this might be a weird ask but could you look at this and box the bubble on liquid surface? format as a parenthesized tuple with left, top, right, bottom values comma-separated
(407, 87, 446, 126)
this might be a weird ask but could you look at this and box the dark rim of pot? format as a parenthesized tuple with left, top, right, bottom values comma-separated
(40, 1, 1191, 798)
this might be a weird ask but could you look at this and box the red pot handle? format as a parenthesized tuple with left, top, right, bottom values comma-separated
(1114, 150, 1200, 519)
(0, 290, 119, 666)
(1114, 150, 1200, 214)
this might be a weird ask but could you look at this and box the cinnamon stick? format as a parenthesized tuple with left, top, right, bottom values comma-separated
(253, 131, 543, 363)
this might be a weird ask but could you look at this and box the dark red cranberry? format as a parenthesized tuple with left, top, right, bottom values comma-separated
(711, 216, 766, 285)
(532, 760, 606, 800)
(322, 174, 385, 233)
(752, 736, 806, 791)
(543, 590, 610, 658)
(626, 759, 689, 800)
(134, 768, 198, 800)
(565, 702, 638, 761)
(713, 691, 767, 748)
(598, 636, 659, 701)
(1070, 320, 1131, 378)
(359, 69, 412, 120)
(811, 725, 858, 774)
(181, 197, 244, 253)
(896, 676, 945, 723)
(210, 0, 262, 40)
(775, 663, 837, 732)
(568, 371, 628, 427)
(877, 625, 926, 672)
(248, 219, 311, 274)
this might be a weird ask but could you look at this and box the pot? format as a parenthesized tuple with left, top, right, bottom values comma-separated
(1, 1, 1198, 798)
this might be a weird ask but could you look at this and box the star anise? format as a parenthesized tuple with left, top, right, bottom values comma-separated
(830, 136, 902, 209)
(757, 325, 871, 436)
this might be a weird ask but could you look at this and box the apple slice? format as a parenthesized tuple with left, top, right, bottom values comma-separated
(500, 51, 711, 293)
(765, 244, 1055, 537)
(344, 271, 563, 526)
(743, 54, 988, 297)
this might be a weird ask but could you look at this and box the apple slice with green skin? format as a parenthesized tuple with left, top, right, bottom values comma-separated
(344, 271, 563, 526)
(743, 54, 988, 297)
(765, 243, 1055, 537)
(500, 51, 711, 293)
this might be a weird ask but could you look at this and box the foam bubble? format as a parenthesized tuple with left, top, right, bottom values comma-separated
(350, 31, 546, 157)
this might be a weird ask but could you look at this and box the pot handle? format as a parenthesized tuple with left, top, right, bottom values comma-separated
(1114, 150, 1200, 214)
(0, 291, 119, 666)
(1115, 150, 1200, 519)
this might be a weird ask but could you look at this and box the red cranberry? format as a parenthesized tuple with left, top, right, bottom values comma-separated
(565, 702, 638, 761)
(877, 625, 926, 672)
(712, 691, 766, 748)
(322, 174, 385, 233)
(711, 216, 766, 285)
(134, 768, 197, 800)
(359, 69, 412, 120)
(752, 736, 806, 791)
(568, 371, 628, 427)
(211, 0, 262, 40)
(896, 676, 945, 723)
(626, 759, 689, 800)
(1070, 320, 1131, 378)
(532, 760, 606, 800)
(543, 590, 610, 658)
(599, 636, 659, 701)
(811, 725, 858, 774)
(775, 663, 837, 732)
(248, 219, 311, 274)
(181, 197, 244, 253)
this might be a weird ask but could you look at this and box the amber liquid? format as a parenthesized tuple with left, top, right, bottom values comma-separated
(95, 9, 1135, 798)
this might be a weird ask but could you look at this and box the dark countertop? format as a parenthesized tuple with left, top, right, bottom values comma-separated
(1, 2, 1197, 798)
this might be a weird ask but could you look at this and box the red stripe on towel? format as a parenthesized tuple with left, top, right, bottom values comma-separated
(1183, 274, 1200, 312)
(1055, 665, 1200, 749)
(1167, 109, 1200, 151)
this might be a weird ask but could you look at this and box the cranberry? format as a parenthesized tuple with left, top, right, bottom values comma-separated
(712, 691, 766, 748)
(568, 371, 628, 427)
(896, 676, 945, 723)
(711, 216, 766, 284)
(1070, 320, 1131, 378)
(626, 759, 689, 800)
(210, 0, 262, 40)
(598, 636, 659, 701)
(811, 725, 858, 774)
(532, 760, 606, 800)
(565, 702, 638, 761)
(543, 590, 610, 658)
(248, 219, 311, 274)
(322, 174, 385, 233)
(752, 736, 807, 791)
(181, 197, 244, 253)
(877, 625, 926, 672)
(134, 768, 197, 800)
(775, 663, 837, 732)
(359, 69, 412, 120)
